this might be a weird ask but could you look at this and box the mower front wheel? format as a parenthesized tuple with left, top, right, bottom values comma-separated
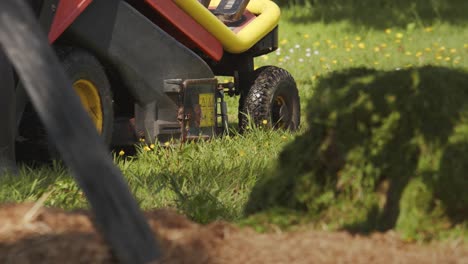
(239, 66, 300, 131)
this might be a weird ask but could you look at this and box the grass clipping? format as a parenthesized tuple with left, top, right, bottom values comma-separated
(245, 66, 468, 241)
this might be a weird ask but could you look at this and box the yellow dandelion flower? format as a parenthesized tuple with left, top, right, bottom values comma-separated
(150, 144, 155, 149)
(415, 52, 423, 57)
(280, 39, 288, 45)
(385, 53, 391, 58)
(262, 55, 269, 61)
(118, 150, 125, 156)
(424, 27, 433, 32)
(450, 48, 457, 54)
(424, 47, 431, 52)
(355, 36, 362, 41)
(395, 39, 401, 44)
(326, 39, 332, 44)
(405, 51, 412, 56)
(143, 145, 151, 151)
(464, 43, 468, 49)
(331, 44, 337, 49)
(139, 138, 145, 142)
(319, 57, 327, 62)
(358, 42, 366, 49)
(374, 47, 380, 52)
(278, 57, 284, 62)
(311, 75, 317, 81)
(262, 119, 268, 125)
(281, 135, 288, 140)
(439, 46, 446, 51)
(164, 142, 170, 147)
(385, 95, 397, 103)
(346, 48, 351, 52)
(303, 34, 310, 39)
(436, 55, 443, 60)
(444, 57, 451, 61)
(380, 43, 387, 48)
(313, 41, 320, 47)
(239, 150, 246, 157)
(374, 61, 380, 65)
(332, 60, 338, 64)
(348, 58, 354, 63)
(454, 60, 460, 65)
(395, 33, 404, 39)
(385, 28, 392, 34)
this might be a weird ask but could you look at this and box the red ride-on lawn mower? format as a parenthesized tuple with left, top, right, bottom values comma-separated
(2, 0, 300, 162)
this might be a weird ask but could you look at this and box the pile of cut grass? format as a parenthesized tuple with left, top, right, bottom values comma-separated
(245, 66, 468, 241)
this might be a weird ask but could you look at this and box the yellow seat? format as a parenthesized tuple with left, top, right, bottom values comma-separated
(173, 0, 280, 54)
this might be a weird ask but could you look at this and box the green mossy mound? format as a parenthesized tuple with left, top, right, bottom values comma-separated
(245, 66, 468, 240)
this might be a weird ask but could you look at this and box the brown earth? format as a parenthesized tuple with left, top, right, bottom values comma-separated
(0, 203, 467, 264)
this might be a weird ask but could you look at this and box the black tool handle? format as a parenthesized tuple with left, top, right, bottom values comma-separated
(0, 1, 161, 263)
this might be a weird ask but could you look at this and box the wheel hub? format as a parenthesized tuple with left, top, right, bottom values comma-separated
(272, 95, 291, 128)
(73, 79, 103, 133)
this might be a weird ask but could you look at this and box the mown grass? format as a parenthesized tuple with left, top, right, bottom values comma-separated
(1, 0, 467, 241)
(1, 127, 296, 224)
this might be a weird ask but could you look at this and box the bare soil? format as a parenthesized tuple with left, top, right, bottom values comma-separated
(0, 203, 466, 264)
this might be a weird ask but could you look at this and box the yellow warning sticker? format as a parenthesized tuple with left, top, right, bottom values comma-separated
(199, 93, 215, 127)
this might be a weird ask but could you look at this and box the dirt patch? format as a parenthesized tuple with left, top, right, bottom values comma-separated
(0, 203, 466, 263)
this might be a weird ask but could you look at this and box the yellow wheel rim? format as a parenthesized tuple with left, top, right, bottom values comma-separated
(73, 79, 103, 134)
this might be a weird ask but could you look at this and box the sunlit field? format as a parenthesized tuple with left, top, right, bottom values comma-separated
(1, 0, 467, 241)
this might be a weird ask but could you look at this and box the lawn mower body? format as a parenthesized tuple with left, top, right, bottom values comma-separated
(3, 0, 298, 165)
(27, 0, 222, 144)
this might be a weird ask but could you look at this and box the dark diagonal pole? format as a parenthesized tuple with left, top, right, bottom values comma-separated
(0, 0, 161, 263)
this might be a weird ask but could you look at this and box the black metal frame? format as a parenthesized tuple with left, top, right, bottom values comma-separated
(208, 26, 278, 96)
(0, 51, 16, 173)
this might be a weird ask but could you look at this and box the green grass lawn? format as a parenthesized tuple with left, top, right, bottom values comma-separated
(1, 0, 467, 241)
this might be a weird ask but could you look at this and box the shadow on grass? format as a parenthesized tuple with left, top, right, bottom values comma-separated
(279, 0, 468, 29)
(246, 66, 468, 238)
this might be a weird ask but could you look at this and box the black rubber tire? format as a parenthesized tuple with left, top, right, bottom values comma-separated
(59, 47, 114, 145)
(239, 66, 300, 131)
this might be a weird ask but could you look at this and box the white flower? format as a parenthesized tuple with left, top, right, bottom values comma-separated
(306, 53, 311, 57)
(314, 50, 320, 55)
(289, 48, 294, 53)
(306, 48, 311, 52)
(299, 58, 304, 62)
(295, 44, 301, 49)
